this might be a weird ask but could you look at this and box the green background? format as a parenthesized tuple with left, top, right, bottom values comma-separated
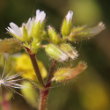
(0, 0, 110, 110)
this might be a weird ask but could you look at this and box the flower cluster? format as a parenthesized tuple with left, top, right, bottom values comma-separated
(7, 10, 46, 42)
(6, 9, 105, 63)
(0, 9, 105, 110)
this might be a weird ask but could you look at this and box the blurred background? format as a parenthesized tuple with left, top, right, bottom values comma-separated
(0, 0, 110, 110)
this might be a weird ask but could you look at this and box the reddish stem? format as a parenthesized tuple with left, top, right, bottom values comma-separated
(1, 94, 10, 110)
(39, 86, 49, 110)
(25, 47, 45, 87)
(25, 47, 57, 110)
(39, 60, 57, 110)
(1, 100, 10, 110)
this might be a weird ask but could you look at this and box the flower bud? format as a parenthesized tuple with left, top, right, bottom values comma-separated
(52, 61, 87, 82)
(60, 43, 78, 60)
(48, 26, 61, 44)
(61, 11, 73, 36)
(45, 44, 68, 62)
(68, 22, 105, 42)
(31, 10, 46, 41)
(6, 18, 34, 42)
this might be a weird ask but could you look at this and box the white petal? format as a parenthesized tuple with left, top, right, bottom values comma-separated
(66, 10, 73, 22)
(9, 22, 22, 37)
(36, 10, 40, 16)
(40, 11, 46, 22)
(60, 53, 69, 61)
(6, 27, 17, 35)
(35, 9, 46, 23)
(26, 18, 33, 35)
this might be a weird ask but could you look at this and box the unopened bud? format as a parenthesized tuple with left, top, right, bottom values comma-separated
(68, 22, 105, 42)
(52, 61, 87, 82)
(60, 43, 78, 60)
(61, 11, 73, 36)
(31, 10, 46, 40)
(48, 26, 61, 44)
(45, 44, 68, 62)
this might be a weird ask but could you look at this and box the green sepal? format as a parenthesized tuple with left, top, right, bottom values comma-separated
(61, 19, 72, 36)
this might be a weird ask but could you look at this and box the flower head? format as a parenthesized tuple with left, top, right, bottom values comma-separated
(65, 10, 73, 23)
(6, 18, 34, 41)
(30, 9, 46, 40)
(7, 22, 23, 38)
(6, 9, 46, 42)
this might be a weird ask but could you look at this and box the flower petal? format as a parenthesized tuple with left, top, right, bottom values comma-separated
(66, 10, 73, 22)
(35, 9, 46, 23)
(9, 22, 22, 37)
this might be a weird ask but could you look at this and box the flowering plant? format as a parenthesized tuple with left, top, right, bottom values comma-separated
(0, 9, 105, 110)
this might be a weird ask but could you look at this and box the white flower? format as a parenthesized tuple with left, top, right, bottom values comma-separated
(65, 10, 73, 23)
(6, 9, 46, 42)
(6, 9, 46, 40)
(23, 18, 34, 36)
(35, 10, 46, 23)
(6, 18, 34, 40)
(7, 22, 23, 37)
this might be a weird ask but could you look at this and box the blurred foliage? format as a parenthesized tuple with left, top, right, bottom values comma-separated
(21, 81, 39, 108)
(15, 54, 47, 80)
(70, 0, 102, 25)
(0, 0, 110, 110)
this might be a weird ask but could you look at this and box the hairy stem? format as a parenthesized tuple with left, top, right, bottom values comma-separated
(39, 60, 57, 110)
(39, 87, 49, 110)
(25, 47, 45, 87)
(25, 47, 57, 110)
